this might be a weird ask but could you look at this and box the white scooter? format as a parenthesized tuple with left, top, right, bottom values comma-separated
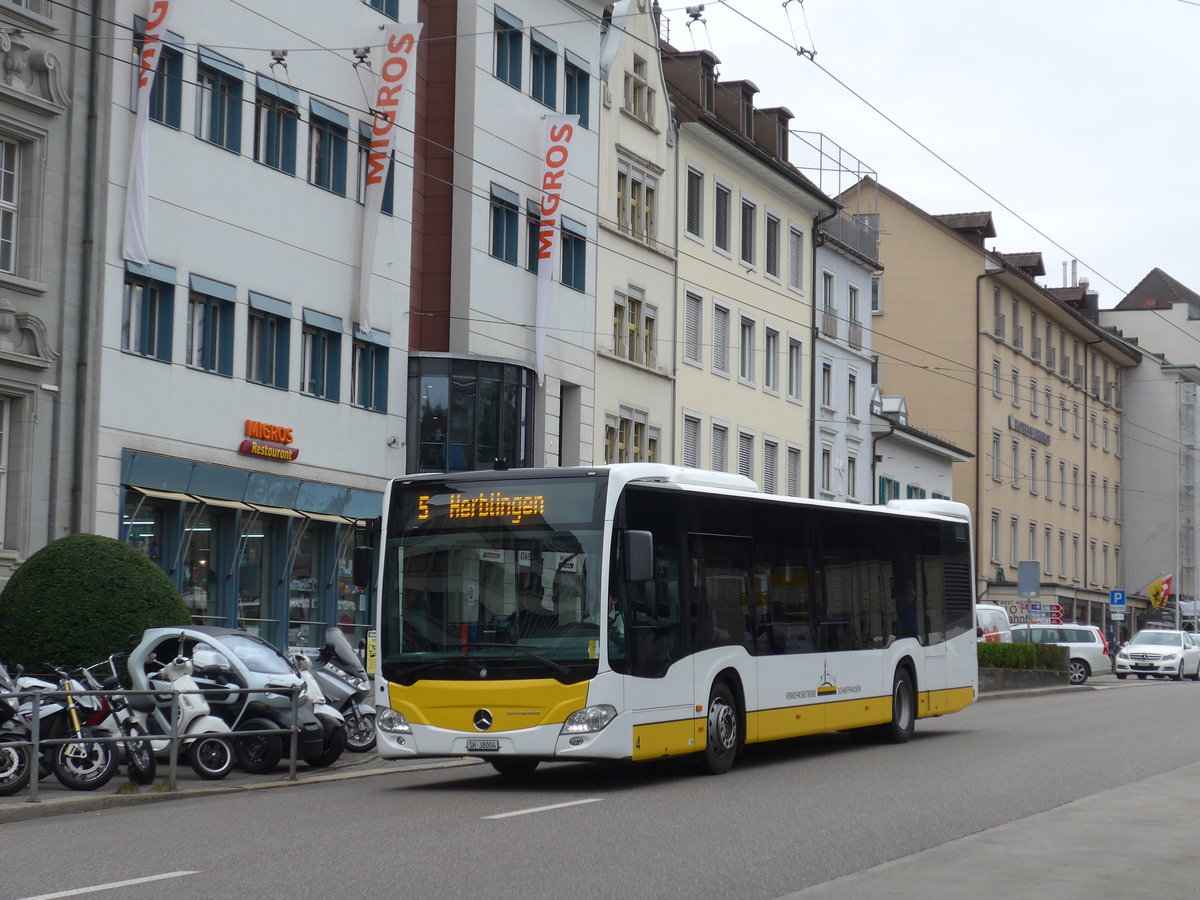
(128, 653, 235, 780)
(291, 652, 346, 768)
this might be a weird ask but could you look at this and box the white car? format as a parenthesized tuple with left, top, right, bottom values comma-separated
(1011, 623, 1109, 685)
(1115, 629, 1200, 681)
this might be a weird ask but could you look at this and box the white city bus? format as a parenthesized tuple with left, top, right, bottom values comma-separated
(371, 464, 977, 775)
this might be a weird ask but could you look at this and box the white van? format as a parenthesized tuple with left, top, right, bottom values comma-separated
(976, 603, 1012, 643)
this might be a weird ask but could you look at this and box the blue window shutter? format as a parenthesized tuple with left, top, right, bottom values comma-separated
(274, 325, 289, 389)
(878, 476, 885, 504)
(373, 347, 388, 412)
(382, 160, 395, 216)
(328, 334, 341, 401)
(157, 287, 174, 361)
(282, 116, 296, 175)
(218, 302, 234, 376)
(332, 135, 347, 196)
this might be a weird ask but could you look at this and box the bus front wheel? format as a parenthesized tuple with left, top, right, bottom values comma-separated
(490, 757, 539, 777)
(700, 682, 739, 775)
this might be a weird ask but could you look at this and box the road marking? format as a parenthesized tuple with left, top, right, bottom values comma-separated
(483, 798, 602, 819)
(16, 871, 199, 900)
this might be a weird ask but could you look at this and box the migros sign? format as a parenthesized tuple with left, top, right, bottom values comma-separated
(239, 419, 299, 462)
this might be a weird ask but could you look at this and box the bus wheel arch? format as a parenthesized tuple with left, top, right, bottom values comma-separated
(699, 669, 743, 775)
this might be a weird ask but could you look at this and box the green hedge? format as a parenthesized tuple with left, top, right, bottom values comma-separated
(0, 533, 191, 669)
(977, 641, 1068, 672)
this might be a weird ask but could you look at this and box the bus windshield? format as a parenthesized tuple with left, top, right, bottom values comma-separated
(381, 474, 607, 684)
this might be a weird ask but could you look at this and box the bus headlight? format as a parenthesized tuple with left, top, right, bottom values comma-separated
(561, 705, 617, 734)
(377, 707, 412, 734)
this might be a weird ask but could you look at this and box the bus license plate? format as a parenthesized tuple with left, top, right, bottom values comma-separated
(466, 739, 500, 752)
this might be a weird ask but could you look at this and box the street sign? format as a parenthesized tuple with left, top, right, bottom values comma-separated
(1110, 611, 1126, 621)
(1110, 590, 1126, 606)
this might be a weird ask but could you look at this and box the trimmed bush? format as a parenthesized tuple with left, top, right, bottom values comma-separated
(0, 533, 190, 669)
(977, 641, 1067, 672)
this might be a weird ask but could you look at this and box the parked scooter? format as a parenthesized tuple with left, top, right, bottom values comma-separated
(126, 638, 236, 781)
(0, 661, 32, 796)
(313, 628, 375, 752)
(291, 652, 347, 768)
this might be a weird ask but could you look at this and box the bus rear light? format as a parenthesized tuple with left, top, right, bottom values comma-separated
(378, 707, 412, 734)
(561, 704, 617, 734)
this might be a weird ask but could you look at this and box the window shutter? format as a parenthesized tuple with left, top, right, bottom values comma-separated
(684, 293, 701, 362)
(686, 169, 702, 235)
(682, 417, 699, 467)
(788, 229, 802, 289)
(712, 308, 728, 372)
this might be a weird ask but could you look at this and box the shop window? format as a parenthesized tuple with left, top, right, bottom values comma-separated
(337, 528, 373, 644)
(288, 528, 321, 649)
(196, 48, 243, 153)
(237, 515, 276, 637)
(184, 507, 218, 623)
(352, 333, 389, 412)
(309, 102, 349, 195)
(123, 264, 175, 361)
(255, 78, 297, 174)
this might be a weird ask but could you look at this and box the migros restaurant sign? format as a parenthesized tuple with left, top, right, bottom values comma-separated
(238, 419, 299, 462)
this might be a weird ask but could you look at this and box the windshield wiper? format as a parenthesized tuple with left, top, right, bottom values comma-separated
(464, 642, 572, 677)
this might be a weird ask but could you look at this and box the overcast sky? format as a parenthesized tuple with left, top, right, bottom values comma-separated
(663, 0, 1197, 308)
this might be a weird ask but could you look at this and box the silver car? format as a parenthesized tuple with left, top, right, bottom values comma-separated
(1115, 629, 1200, 681)
(1011, 623, 1110, 685)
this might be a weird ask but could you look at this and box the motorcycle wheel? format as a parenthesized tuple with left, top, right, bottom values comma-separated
(305, 724, 346, 768)
(53, 729, 119, 791)
(0, 734, 31, 796)
(123, 722, 157, 785)
(235, 732, 283, 774)
(188, 735, 234, 780)
(344, 711, 376, 753)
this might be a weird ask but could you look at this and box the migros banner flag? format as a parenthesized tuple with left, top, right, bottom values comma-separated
(534, 115, 579, 385)
(356, 24, 422, 335)
(122, 0, 173, 265)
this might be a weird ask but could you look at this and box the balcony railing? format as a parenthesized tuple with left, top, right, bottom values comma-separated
(848, 319, 863, 351)
(1046, 345, 1056, 371)
(1031, 335, 1042, 361)
(820, 210, 879, 261)
(1012, 323, 1024, 350)
(822, 308, 838, 340)
(993, 312, 1005, 339)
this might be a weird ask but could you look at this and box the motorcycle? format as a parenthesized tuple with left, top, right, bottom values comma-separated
(0, 661, 32, 796)
(126, 636, 236, 780)
(42, 665, 120, 792)
(76, 656, 156, 786)
(313, 628, 375, 752)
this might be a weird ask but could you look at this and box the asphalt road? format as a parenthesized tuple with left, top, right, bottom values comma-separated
(5, 674, 1200, 900)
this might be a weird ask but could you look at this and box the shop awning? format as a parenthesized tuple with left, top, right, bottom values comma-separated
(132, 487, 196, 503)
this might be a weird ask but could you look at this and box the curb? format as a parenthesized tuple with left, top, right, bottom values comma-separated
(0, 757, 480, 825)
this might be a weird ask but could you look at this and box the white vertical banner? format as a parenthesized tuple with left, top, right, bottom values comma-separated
(122, 0, 173, 265)
(534, 115, 579, 385)
(357, 24, 421, 335)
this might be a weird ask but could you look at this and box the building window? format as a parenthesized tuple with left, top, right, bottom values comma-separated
(1089, 473, 1097, 515)
(711, 423, 728, 471)
(685, 167, 703, 238)
(1011, 440, 1020, 488)
(1060, 396, 1068, 431)
(0, 140, 17, 275)
(623, 55, 654, 124)
(1102, 418, 1110, 452)
(1090, 413, 1097, 446)
(255, 82, 298, 175)
(564, 56, 589, 127)
(763, 439, 778, 493)
(561, 218, 586, 291)
(530, 32, 556, 108)
(494, 8, 523, 89)
(870, 275, 882, 313)
(846, 454, 858, 501)
(1044, 454, 1052, 501)
(787, 446, 802, 497)
(712, 305, 730, 375)
(765, 214, 780, 279)
(357, 123, 395, 215)
(739, 316, 755, 384)
(847, 371, 858, 419)
(367, 0, 400, 18)
(682, 414, 701, 467)
(122, 266, 174, 361)
(1030, 378, 1039, 417)
(1059, 460, 1067, 505)
(1072, 465, 1080, 509)
(133, 21, 183, 128)
(991, 432, 1002, 481)
(352, 334, 389, 412)
(1044, 387, 1053, 425)
(880, 476, 900, 504)
(738, 431, 754, 479)
(683, 292, 703, 365)
(613, 289, 654, 366)
(309, 106, 348, 195)
(740, 198, 756, 267)
(787, 338, 803, 401)
(616, 161, 657, 243)
(788, 226, 804, 291)
(764, 328, 779, 393)
(820, 447, 832, 493)
(1029, 447, 1038, 495)
(196, 49, 243, 153)
(301, 315, 341, 401)
(990, 512, 1001, 562)
(821, 361, 832, 408)
(714, 183, 731, 253)
(247, 294, 290, 389)
(992, 359, 1002, 397)
(1102, 477, 1109, 519)
(489, 184, 519, 264)
(1011, 368, 1020, 407)
(186, 281, 235, 376)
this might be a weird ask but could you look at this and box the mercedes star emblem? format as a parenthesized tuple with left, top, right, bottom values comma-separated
(473, 709, 493, 731)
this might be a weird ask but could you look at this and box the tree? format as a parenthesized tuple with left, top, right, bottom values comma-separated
(0, 533, 191, 669)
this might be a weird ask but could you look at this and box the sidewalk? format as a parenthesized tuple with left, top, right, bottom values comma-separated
(0, 749, 478, 825)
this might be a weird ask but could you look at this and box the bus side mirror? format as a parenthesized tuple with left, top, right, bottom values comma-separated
(623, 530, 654, 583)
(352, 546, 374, 588)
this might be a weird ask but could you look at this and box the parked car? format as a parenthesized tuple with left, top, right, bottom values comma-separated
(1010, 623, 1109, 685)
(976, 604, 1012, 642)
(1114, 629, 1200, 681)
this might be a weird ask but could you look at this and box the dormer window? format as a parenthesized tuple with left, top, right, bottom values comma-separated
(740, 89, 753, 137)
(700, 60, 715, 112)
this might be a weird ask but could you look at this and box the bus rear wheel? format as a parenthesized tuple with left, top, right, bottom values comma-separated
(877, 668, 915, 744)
(700, 682, 739, 775)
